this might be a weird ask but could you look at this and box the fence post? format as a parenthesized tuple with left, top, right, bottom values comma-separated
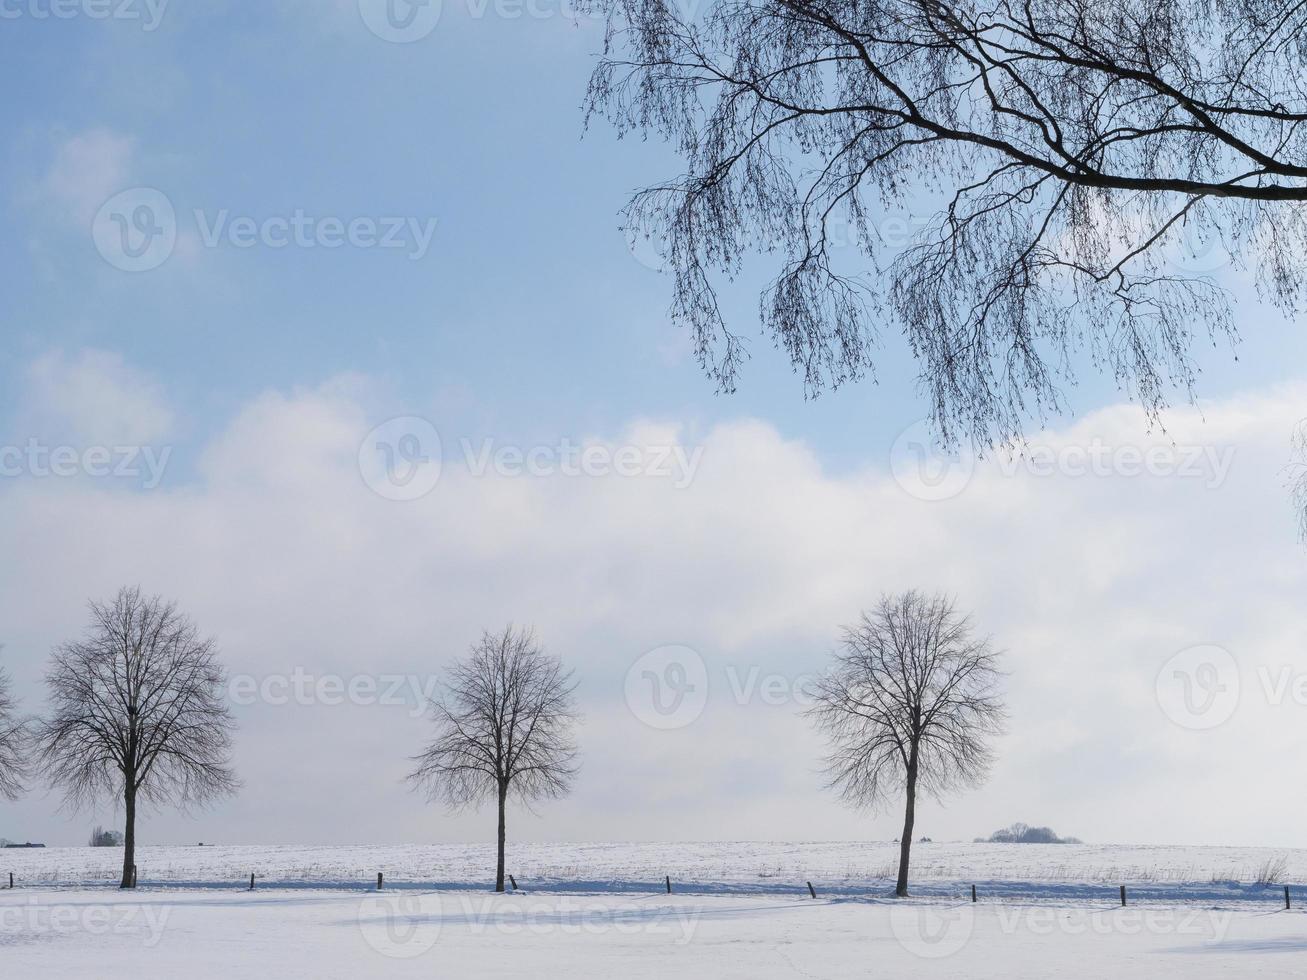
(665, 875, 672, 894)
(249, 873, 255, 891)
(508, 874, 518, 891)
(1120, 885, 1126, 907)
(7, 872, 11, 889)
(807, 881, 816, 899)
(377, 872, 384, 891)
(1286, 886, 1291, 910)
(972, 884, 977, 903)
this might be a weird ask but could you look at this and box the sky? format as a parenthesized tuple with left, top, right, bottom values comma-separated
(1, 1, 1306, 850)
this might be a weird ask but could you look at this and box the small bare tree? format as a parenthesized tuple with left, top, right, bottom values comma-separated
(0, 655, 29, 802)
(35, 587, 238, 888)
(408, 626, 579, 893)
(808, 591, 1005, 897)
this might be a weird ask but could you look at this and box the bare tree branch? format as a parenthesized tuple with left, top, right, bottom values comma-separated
(0, 651, 30, 802)
(587, 0, 1307, 444)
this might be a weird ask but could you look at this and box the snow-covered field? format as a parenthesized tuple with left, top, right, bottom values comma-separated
(4, 840, 1305, 902)
(5, 842, 1306, 977)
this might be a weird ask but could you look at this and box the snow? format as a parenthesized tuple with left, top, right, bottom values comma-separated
(4, 840, 1304, 901)
(5, 842, 1306, 977)
(5, 888, 1307, 978)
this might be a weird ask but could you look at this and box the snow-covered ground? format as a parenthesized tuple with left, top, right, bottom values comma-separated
(3, 841, 1304, 904)
(5, 842, 1306, 977)
(4, 888, 1307, 978)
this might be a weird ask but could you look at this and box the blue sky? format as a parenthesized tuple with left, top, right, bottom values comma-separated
(5, 1, 1302, 469)
(2, 2, 1307, 849)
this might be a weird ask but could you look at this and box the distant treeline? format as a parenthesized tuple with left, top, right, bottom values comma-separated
(977, 822, 1081, 844)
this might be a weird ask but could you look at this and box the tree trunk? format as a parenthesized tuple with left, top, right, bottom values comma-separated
(120, 784, 136, 890)
(495, 782, 507, 893)
(896, 762, 917, 898)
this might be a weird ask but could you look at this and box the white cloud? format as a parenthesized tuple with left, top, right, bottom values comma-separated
(17, 348, 174, 447)
(0, 363, 1304, 849)
(38, 129, 136, 228)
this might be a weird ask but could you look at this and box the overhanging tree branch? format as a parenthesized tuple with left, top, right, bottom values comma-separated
(588, 0, 1307, 443)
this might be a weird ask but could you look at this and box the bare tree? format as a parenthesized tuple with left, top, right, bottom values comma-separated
(35, 587, 238, 889)
(807, 591, 1005, 896)
(588, 0, 1307, 445)
(408, 626, 579, 892)
(0, 654, 29, 802)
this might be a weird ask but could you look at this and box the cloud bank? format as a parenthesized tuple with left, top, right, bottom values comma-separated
(1, 352, 1304, 848)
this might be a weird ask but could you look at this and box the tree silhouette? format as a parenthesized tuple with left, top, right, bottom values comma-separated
(808, 591, 1005, 896)
(589, 0, 1307, 444)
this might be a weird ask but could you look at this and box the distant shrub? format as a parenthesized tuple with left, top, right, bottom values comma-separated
(89, 826, 124, 848)
(976, 822, 1081, 845)
(1254, 855, 1289, 886)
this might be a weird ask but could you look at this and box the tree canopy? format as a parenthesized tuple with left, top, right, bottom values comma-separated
(589, 0, 1307, 444)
